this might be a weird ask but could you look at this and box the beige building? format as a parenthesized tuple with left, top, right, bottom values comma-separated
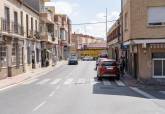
(40, 4, 58, 67)
(107, 18, 122, 61)
(72, 33, 101, 50)
(0, 0, 41, 79)
(122, 0, 165, 84)
(54, 14, 72, 60)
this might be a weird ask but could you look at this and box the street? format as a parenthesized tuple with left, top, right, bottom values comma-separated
(0, 61, 165, 114)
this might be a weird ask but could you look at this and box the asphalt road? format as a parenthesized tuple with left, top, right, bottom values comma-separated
(0, 61, 165, 114)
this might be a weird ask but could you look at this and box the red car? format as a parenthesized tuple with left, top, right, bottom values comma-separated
(97, 59, 120, 80)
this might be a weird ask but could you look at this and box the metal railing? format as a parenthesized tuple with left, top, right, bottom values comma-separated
(0, 18, 24, 36)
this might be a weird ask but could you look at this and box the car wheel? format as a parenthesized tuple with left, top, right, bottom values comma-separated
(97, 74, 102, 81)
(116, 75, 120, 80)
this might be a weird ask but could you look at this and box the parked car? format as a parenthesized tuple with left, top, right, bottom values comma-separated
(68, 56, 78, 65)
(95, 58, 107, 70)
(82, 56, 93, 61)
(97, 59, 120, 80)
(99, 54, 108, 58)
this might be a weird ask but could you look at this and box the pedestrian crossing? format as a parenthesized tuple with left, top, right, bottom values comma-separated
(36, 79, 51, 85)
(102, 80, 112, 86)
(64, 78, 74, 85)
(160, 91, 165, 95)
(22, 79, 39, 85)
(50, 79, 61, 85)
(22, 78, 126, 87)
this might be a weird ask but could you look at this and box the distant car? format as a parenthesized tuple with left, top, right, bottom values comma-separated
(82, 56, 93, 61)
(68, 56, 78, 65)
(99, 54, 108, 59)
(95, 58, 107, 70)
(97, 59, 120, 80)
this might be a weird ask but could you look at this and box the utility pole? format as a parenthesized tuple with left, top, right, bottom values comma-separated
(121, 0, 123, 48)
(105, 8, 108, 53)
(105, 8, 108, 40)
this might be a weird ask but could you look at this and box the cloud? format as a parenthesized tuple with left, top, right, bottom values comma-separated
(45, 1, 79, 16)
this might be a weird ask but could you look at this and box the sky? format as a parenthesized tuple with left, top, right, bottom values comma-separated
(46, 0, 121, 39)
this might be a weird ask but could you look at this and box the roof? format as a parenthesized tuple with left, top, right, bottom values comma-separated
(23, 0, 40, 13)
(87, 43, 107, 49)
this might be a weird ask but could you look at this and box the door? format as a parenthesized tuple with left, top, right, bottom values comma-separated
(32, 51, 35, 69)
(133, 53, 138, 79)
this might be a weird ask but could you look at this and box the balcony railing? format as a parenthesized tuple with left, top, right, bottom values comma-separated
(40, 31, 55, 42)
(0, 18, 24, 36)
(27, 30, 40, 40)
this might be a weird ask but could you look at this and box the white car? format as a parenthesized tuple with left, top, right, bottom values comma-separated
(82, 56, 93, 61)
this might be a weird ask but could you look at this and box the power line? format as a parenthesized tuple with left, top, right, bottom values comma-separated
(71, 20, 117, 26)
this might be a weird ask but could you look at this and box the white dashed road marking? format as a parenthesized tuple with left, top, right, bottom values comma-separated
(64, 78, 73, 85)
(103, 80, 112, 86)
(90, 78, 98, 85)
(160, 91, 165, 95)
(33, 101, 47, 112)
(115, 80, 125, 86)
(37, 79, 50, 85)
(50, 79, 61, 85)
(76, 79, 86, 84)
(22, 79, 38, 85)
(49, 91, 55, 97)
(130, 87, 156, 99)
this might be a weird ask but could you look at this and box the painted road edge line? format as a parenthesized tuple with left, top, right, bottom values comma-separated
(130, 87, 156, 99)
(33, 101, 47, 112)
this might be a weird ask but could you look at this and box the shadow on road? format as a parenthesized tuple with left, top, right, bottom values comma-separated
(92, 77, 165, 100)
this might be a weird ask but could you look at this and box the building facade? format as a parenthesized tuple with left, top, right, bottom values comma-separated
(0, 0, 41, 79)
(40, 4, 58, 67)
(72, 33, 106, 58)
(122, 0, 165, 84)
(54, 14, 72, 60)
(107, 18, 122, 61)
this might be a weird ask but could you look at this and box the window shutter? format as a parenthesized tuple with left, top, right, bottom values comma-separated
(148, 7, 165, 24)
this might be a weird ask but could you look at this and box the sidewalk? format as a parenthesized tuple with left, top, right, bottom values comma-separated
(122, 73, 165, 90)
(0, 61, 66, 90)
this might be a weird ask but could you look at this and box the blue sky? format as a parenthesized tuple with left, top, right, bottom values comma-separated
(47, 0, 121, 39)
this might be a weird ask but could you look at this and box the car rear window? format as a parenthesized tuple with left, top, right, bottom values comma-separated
(102, 61, 116, 66)
(70, 56, 77, 59)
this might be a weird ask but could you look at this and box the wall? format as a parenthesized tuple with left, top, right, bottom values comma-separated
(130, 0, 165, 39)
(123, 0, 131, 42)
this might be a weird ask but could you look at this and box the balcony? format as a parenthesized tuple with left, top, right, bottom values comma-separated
(0, 18, 24, 36)
(40, 12, 54, 24)
(40, 32, 54, 43)
(27, 30, 40, 40)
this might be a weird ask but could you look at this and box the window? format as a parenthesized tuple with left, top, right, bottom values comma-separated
(153, 60, 162, 76)
(20, 11, 23, 35)
(20, 11, 23, 27)
(35, 20, 37, 32)
(31, 17, 33, 31)
(12, 40, 17, 66)
(124, 13, 128, 31)
(0, 43, 7, 67)
(26, 14, 29, 37)
(148, 7, 165, 26)
(4, 6, 10, 32)
(14, 11, 18, 33)
(153, 53, 165, 78)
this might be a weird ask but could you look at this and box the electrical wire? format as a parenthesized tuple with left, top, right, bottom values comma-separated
(71, 20, 117, 26)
